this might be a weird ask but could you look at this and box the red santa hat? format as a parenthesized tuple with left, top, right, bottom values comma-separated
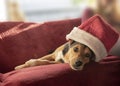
(66, 14, 119, 62)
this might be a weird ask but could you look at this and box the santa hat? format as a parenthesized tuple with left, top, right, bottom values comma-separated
(66, 14, 119, 62)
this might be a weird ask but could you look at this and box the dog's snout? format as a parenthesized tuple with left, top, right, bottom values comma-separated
(75, 61, 83, 67)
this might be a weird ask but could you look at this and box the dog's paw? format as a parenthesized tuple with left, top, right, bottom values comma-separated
(15, 64, 27, 70)
(14, 59, 37, 70)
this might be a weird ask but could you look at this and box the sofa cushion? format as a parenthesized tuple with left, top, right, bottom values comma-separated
(1, 56, 120, 86)
(0, 18, 81, 73)
(0, 73, 2, 85)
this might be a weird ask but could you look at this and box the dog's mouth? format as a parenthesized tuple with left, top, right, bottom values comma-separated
(71, 64, 84, 71)
(69, 62, 84, 70)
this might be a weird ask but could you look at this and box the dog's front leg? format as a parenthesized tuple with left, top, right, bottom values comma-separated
(15, 59, 59, 70)
(15, 54, 58, 70)
(38, 53, 55, 61)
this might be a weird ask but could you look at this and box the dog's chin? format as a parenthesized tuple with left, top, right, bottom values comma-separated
(71, 65, 84, 71)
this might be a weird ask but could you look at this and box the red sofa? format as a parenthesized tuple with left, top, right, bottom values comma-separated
(0, 18, 120, 86)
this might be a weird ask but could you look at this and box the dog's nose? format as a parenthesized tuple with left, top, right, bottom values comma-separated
(75, 61, 83, 67)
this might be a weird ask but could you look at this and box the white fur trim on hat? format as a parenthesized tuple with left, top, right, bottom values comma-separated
(66, 27, 107, 62)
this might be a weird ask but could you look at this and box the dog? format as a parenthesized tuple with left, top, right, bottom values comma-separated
(15, 40, 95, 70)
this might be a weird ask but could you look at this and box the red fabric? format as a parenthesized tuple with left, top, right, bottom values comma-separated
(0, 18, 81, 73)
(81, 8, 120, 56)
(0, 18, 120, 86)
(79, 15, 119, 52)
(0, 73, 3, 86)
(1, 56, 120, 86)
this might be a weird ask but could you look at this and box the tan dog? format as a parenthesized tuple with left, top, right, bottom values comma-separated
(15, 40, 95, 70)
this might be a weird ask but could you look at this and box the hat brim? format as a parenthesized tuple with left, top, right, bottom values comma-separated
(66, 27, 107, 62)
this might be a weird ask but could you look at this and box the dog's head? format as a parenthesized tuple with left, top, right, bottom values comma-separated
(62, 40, 95, 70)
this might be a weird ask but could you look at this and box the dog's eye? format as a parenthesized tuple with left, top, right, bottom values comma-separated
(73, 47, 79, 52)
(85, 53, 91, 58)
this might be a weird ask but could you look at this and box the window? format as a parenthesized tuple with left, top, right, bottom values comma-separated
(18, 0, 87, 22)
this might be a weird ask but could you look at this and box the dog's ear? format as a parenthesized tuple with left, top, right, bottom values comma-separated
(69, 40, 76, 45)
(62, 43, 69, 55)
(91, 56, 95, 61)
(90, 51, 95, 61)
